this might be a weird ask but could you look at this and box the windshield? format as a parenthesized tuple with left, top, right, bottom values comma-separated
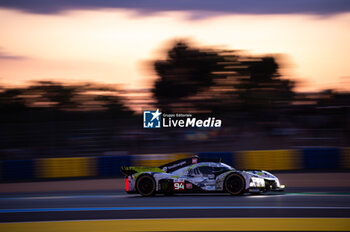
(186, 162, 233, 176)
(220, 163, 234, 171)
(198, 165, 232, 175)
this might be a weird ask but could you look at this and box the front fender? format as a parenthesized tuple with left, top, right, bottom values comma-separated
(216, 171, 251, 191)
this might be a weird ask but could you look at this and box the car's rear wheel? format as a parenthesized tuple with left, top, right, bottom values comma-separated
(136, 175, 156, 197)
(224, 173, 245, 195)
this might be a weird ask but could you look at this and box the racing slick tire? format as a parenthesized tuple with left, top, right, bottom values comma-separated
(224, 173, 245, 196)
(136, 175, 156, 197)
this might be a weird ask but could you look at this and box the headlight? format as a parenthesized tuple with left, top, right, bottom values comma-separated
(250, 177, 265, 187)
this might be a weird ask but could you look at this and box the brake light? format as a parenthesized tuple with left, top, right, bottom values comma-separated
(125, 177, 129, 192)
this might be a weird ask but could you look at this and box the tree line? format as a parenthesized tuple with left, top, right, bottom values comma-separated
(0, 40, 348, 126)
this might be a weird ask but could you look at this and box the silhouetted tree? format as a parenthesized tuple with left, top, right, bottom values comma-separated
(0, 81, 134, 122)
(28, 81, 79, 110)
(95, 95, 133, 116)
(152, 41, 295, 117)
(0, 88, 27, 112)
(234, 57, 295, 111)
(153, 42, 224, 112)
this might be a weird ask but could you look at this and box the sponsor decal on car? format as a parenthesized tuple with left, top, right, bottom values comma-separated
(186, 183, 193, 189)
(168, 161, 187, 170)
(174, 182, 185, 190)
(192, 158, 197, 164)
(205, 186, 216, 191)
(249, 188, 261, 193)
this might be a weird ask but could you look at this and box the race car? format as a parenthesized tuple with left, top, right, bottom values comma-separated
(121, 156, 285, 196)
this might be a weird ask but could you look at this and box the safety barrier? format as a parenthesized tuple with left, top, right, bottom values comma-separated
(98, 155, 131, 176)
(342, 147, 350, 169)
(36, 157, 96, 178)
(1, 159, 34, 181)
(302, 148, 340, 169)
(0, 147, 349, 181)
(236, 150, 301, 171)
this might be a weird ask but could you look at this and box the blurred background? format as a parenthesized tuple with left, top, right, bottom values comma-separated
(0, 1, 349, 180)
(0, 41, 349, 159)
(1, 2, 350, 232)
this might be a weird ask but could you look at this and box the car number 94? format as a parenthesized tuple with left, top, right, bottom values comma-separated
(174, 182, 185, 190)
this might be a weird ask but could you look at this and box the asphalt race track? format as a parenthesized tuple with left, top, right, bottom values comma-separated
(1, 187, 350, 231)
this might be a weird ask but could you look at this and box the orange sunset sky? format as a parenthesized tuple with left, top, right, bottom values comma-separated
(0, 1, 350, 92)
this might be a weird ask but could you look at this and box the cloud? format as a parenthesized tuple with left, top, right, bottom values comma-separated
(1, 0, 350, 17)
(0, 48, 27, 60)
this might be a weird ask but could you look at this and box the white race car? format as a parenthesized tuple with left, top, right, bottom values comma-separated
(121, 156, 285, 196)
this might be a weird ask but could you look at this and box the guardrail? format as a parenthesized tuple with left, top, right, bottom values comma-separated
(1, 148, 349, 181)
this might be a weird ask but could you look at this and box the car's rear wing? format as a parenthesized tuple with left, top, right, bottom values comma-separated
(120, 166, 165, 176)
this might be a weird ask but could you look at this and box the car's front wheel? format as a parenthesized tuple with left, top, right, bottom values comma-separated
(136, 175, 156, 197)
(224, 173, 245, 195)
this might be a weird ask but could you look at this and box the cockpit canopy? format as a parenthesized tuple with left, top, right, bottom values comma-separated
(171, 162, 233, 177)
